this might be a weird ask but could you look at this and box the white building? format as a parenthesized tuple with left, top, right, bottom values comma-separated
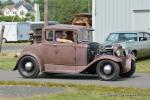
(2, 1, 34, 18)
(92, 0, 150, 43)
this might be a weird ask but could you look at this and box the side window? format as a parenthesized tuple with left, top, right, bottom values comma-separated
(139, 33, 145, 41)
(45, 30, 53, 41)
(55, 30, 74, 43)
(144, 33, 150, 40)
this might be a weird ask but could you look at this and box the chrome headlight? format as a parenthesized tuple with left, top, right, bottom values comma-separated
(124, 49, 129, 56)
(115, 50, 121, 56)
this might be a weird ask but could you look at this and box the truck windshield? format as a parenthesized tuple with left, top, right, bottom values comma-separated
(78, 30, 93, 42)
(106, 33, 138, 42)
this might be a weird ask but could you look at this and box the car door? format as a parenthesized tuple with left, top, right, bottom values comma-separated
(43, 30, 76, 73)
(53, 30, 76, 72)
(143, 32, 150, 57)
(137, 32, 149, 58)
(42, 30, 58, 71)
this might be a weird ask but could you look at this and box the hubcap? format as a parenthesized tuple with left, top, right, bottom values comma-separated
(25, 62, 33, 71)
(103, 65, 112, 75)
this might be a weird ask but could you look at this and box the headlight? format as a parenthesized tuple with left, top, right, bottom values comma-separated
(115, 50, 121, 56)
(124, 49, 129, 56)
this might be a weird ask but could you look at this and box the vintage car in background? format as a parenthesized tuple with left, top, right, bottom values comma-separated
(14, 25, 136, 81)
(105, 32, 150, 59)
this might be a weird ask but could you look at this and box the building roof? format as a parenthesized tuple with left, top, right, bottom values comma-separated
(15, 1, 34, 11)
(3, 1, 34, 12)
(3, 5, 15, 10)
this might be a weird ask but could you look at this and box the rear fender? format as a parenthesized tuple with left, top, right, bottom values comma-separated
(13, 52, 43, 72)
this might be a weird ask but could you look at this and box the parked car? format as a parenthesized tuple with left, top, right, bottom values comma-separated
(105, 32, 150, 59)
(13, 25, 136, 81)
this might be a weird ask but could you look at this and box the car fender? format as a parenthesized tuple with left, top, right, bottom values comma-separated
(13, 52, 43, 72)
(87, 55, 122, 68)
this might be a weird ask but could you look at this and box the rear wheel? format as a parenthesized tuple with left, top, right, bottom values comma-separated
(96, 60, 120, 81)
(17, 56, 40, 78)
(120, 61, 136, 78)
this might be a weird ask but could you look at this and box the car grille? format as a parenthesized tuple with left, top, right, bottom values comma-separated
(104, 49, 113, 55)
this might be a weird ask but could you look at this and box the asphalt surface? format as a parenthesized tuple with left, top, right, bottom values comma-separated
(0, 86, 63, 97)
(0, 70, 150, 89)
(2, 44, 28, 52)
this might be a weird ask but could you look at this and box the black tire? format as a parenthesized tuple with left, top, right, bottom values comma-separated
(131, 51, 137, 58)
(96, 60, 120, 81)
(120, 61, 136, 78)
(17, 56, 40, 78)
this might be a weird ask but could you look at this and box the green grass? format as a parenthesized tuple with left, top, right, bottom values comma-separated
(0, 81, 150, 100)
(136, 58, 150, 73)
(0, 53, 17, 70)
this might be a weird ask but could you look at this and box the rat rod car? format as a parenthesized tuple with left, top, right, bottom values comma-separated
(13, 24, 136, 81)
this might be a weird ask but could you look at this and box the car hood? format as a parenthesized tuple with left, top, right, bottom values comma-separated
(103, 41, 129, 49)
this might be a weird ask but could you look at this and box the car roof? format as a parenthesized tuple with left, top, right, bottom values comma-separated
(110, 31, 149, 34)
(44, 24, 93, 31)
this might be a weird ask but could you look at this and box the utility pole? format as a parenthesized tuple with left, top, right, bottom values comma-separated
(44, 0, 49, 26)
(0, 25, 4, 53)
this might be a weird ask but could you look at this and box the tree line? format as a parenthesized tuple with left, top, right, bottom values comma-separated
(36, 0, 92, 23)
(0, 0, 92, 23)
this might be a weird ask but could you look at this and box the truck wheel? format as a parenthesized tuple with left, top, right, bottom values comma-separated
(120, 61, 136, 78)
(18, 56, 40, 78)
(96, 60, 120, 81)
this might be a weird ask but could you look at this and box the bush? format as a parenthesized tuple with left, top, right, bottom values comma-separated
(0, 16, 27, 22)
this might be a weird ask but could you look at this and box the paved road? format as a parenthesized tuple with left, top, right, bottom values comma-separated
(0, 70, 150, 89)
(0, 86, 63, 97)
(1, 44, 29, 52)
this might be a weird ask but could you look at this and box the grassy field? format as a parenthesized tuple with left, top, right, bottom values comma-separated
(0, 81, 149, 100)
(0, 53, 17, 70)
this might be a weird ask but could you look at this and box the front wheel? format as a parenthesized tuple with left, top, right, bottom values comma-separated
(120, 61, 136, 78)
(96, 60, 120, 81)
(17, 56, 40, 78)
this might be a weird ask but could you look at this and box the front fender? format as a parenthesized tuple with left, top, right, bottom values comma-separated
(87, 55, 122, 67)
(13, 52, 43, 72)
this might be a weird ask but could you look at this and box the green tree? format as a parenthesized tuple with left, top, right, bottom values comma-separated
(0, 16, 27, 22)
(36, 0, 92, 23)
(0, 1, 2, 7)
(25, 13, 35, 21)
(3, 0, 14, 5)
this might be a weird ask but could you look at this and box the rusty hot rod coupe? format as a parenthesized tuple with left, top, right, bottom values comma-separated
(13, 24, 136, 81)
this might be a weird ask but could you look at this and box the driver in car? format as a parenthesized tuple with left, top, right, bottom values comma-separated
(56, 31, 73, 43)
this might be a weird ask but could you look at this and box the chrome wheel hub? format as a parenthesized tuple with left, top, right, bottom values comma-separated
(103, 65, 112, 75)
(25, 62, 33, 71)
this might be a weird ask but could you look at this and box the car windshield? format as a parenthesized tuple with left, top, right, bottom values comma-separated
(106, 33, 138, 42)
(78, 30, 93, 42)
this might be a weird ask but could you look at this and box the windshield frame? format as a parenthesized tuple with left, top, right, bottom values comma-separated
(78, 30, 93, 43)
